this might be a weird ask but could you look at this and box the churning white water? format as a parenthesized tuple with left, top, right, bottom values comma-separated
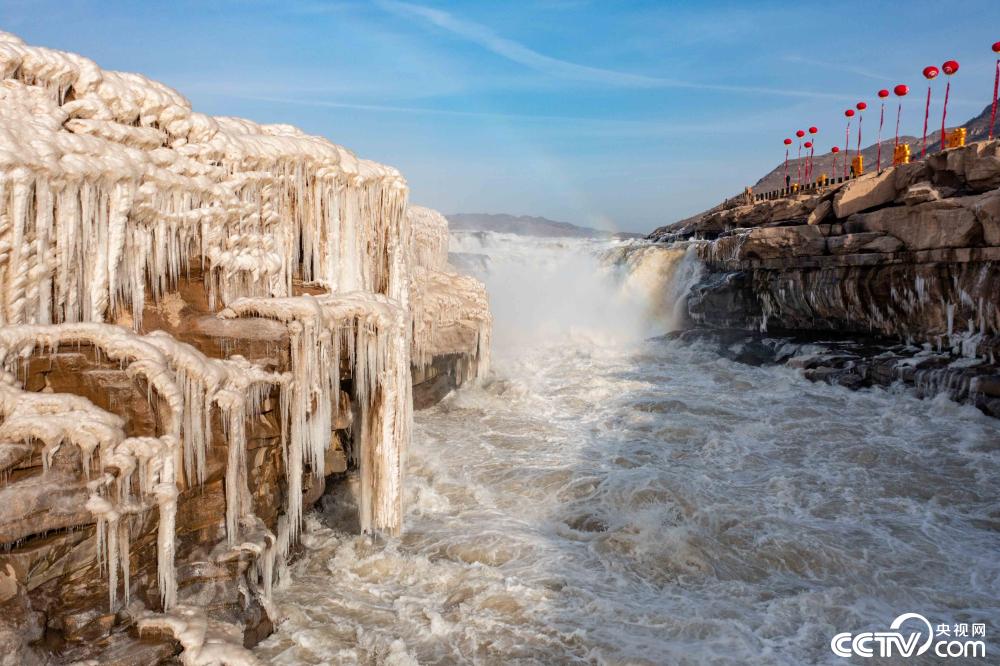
(256, 234, 1000, 665)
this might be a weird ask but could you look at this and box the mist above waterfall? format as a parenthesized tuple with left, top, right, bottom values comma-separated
(448, 232, 702, 349)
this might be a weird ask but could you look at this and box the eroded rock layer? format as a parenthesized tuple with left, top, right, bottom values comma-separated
(652, 140, 1000, 414)
(0, 33, 490, 663)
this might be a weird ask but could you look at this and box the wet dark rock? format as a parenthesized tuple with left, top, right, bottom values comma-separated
(653, 140, 1000, 416)
(661, 330, 1000, 418)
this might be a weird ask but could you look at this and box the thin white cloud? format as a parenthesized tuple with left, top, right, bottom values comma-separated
(229, 93, 776, 135)
(375, 0, 852, 100)
(376, 0, 662, 87)
(782, 55, 894, 82)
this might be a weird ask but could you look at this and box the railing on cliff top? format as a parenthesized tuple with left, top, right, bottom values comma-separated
(719, 174, 853, 210)
(750, 174, 853, 204)
(734, 128, 971, 208)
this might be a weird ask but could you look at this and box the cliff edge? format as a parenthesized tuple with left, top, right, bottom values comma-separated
(651, 140, 1000, 416)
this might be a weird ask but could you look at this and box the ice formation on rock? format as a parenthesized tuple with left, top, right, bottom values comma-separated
(0, 31, 409, 331)
(138, 605, 264, 666)
(219, 292, 413, 536)
(0, 32, 491, 661)
(408, 205, 450, 271)
(0, 323, 288, 611)
(407, 206, 492, 377)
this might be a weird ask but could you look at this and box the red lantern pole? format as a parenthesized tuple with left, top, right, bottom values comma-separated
(922, 65, 939, 158)
(991, 42, 1000, 141)
(893, 84, 909, 150)
(795, 129, 805, 186)
(783, 138, 792, 188)
(832, 146, 840, 180)
(807, 126, 818, 183)
(797, 142, 802, 185)
(844, 109, 854, 178)
(856, 102, 867, 158)
(992, 60, 1000, 140)
(877, 89, 889, 171)
(940, 60, 959, 151)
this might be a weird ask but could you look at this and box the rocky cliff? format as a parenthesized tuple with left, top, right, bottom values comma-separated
(0, 33, 490, 664)
(651, 139, 1000, 417)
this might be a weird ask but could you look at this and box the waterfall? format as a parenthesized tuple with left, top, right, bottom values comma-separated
(614, 242, 704, 335)
(450, 233, 704, 348)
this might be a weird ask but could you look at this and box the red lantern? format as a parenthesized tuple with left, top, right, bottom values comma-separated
(939, 61, 959, 150)
(784, 138, 792, 145)
(855, 103, 867, 154)
(845, 109, 855, 117)
(808, 126, 818, 134)
(804, 141, 812, 148)
(993, 41, 1000, 53)
(878, 89, 889, 98)
(921, 67, 939, 157)
(831, 146, 840, 153)
(893, 86, 907, 149)
(796, 129, 806, 138)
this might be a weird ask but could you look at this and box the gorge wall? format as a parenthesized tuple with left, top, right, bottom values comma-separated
(651, 140, 1000, 417)
(0, 33, 490, 664)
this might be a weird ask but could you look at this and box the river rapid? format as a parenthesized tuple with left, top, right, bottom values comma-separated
(256, 234, 1000, 665)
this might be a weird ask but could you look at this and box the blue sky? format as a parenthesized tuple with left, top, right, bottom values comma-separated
(3, 1, 1000, 232)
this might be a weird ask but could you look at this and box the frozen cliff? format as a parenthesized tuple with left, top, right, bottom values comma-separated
(0, 32, 490, 663)
(651, 140, 1000, 416)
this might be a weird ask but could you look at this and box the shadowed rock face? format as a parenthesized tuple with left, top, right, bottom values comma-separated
(0, 274, 343, 662)
(655, 140, 1000, 414)
(0, 266, 487, 663)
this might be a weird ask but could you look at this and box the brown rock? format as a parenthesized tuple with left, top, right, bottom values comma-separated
(899, 181, 948, 206)
(964, 152, 1000, 191)
(807, 200, 831, 225)
(833, 169, 900, 218)
(846, 199, 983, 250)
(739, 225, 827, 260)
(826, 232, 902, 255)
(859, 235, 904, 253)
(0, 475, 94, 544)
(970, 189, 1000, 246)
(770, 196, 813, 222)
(892, 160, 929, 190)
(324, 441, 348, 476)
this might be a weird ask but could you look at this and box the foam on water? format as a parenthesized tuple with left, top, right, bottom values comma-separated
(256, 235, 1000, 665)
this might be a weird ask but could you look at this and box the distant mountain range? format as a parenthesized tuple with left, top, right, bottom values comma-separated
(447, 213, 642, 239)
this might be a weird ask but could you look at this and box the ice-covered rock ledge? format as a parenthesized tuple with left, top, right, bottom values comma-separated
(651, 140, 1000, 415)
(0, 33, 490, 663)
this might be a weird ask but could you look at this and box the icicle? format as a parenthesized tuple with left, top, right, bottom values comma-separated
(0, 34, 500, 625)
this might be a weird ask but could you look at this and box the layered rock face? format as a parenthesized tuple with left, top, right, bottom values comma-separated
(0, 33, 489, 663)
(408, 206, 492, 406)
(652, 140, 1000, 416)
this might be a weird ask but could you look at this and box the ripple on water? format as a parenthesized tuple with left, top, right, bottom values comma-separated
(256, 336, 1000, 665)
